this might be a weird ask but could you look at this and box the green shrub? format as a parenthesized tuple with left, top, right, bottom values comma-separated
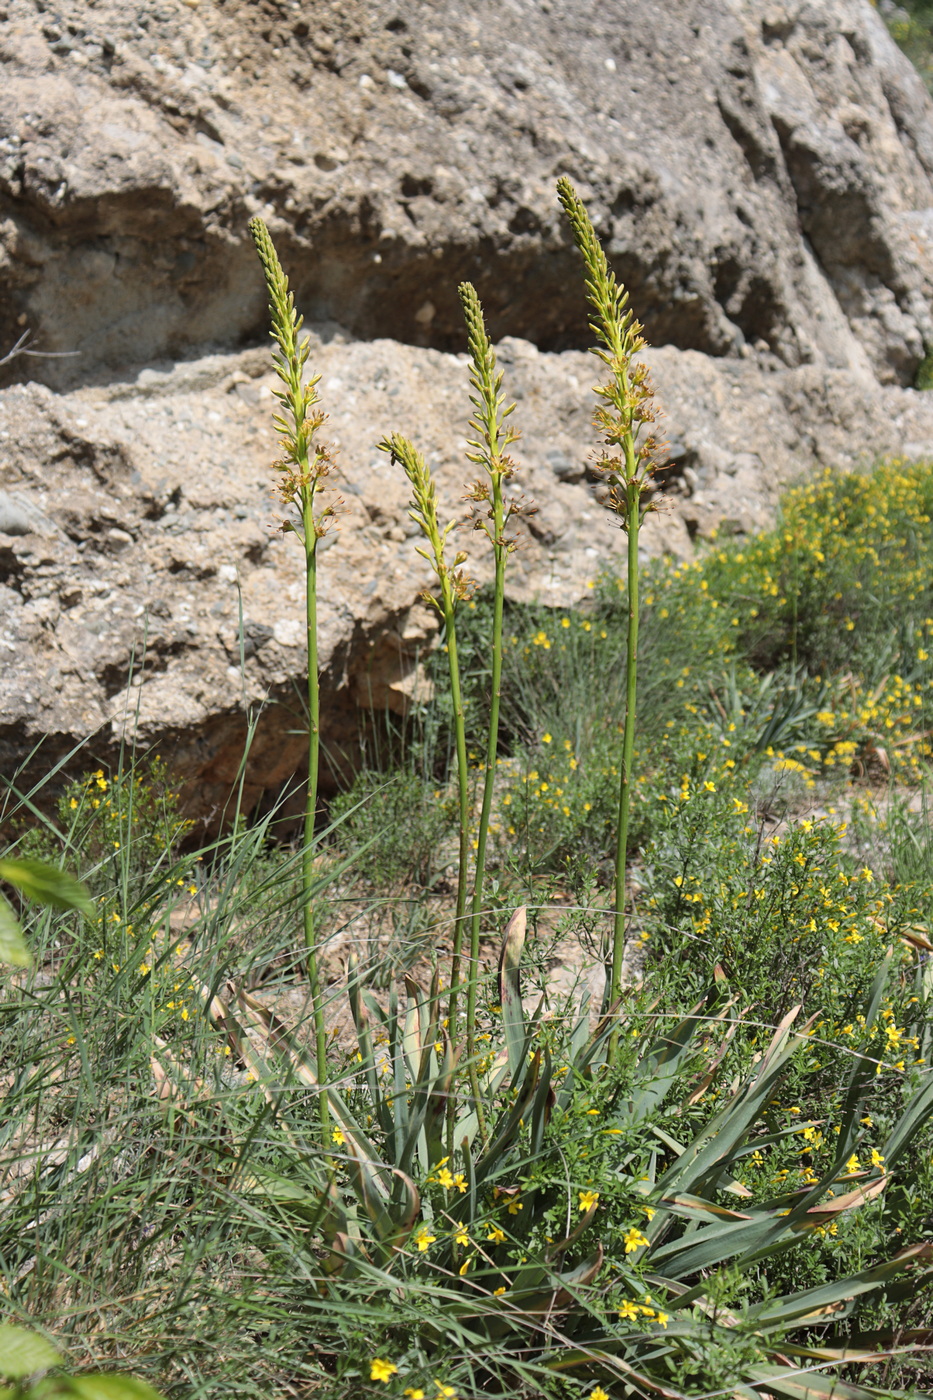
(885, 0, 933, 93)
(330, 767, 457, 890)
(16, 757, 191, 903)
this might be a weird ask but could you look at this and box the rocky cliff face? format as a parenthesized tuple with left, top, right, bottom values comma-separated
(3, 0, 933, 820)
(3, 0, 933, 382)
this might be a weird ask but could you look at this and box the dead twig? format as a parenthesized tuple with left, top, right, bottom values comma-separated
(0, 328, 80, 368)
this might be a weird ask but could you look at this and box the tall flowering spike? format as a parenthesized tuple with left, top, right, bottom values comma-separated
(249, 216, 334, 526)
(456, 282, 524, 1136)
(458, 281, 518, 475)
(378, 430, 472, 1107)
(556, 177, 642, 364)
(558, 177, 662, 1053)
(556, 176, 661, 517)
(249, 215, 300, 362)
(378, 432, 473, 609)
(249, 215, 331, 1139)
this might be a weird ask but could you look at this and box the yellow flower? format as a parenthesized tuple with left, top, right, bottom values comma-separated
(454, 1227, 470, 1246)
(589, 1389, 611, 1400)
(414, 1228, 436, 1252)
(436, 1168, 455, 1189)
(870, 1148, 885, 1170)
(655, 1311, 669, 1328)
(453, 1173, 467, 1193)
(404, 1390, 426, 1399)
(493, 1286, 507, 1296)
(434, 1386, 456, 1399)
(507, 1199, 523, 1215)
(578, 1189, 600, 1212)
(623, 1227, 650, 1253)
(542, 732, 552, 744)
(332, 1127, 345, 1146)
(370, 1359, 398, 1383)
(845, 1154, 860, 1174)
(486, 1226, 506, 1245)
(458, 1258, 470, 1276)
(618, 1299, 639, 1321)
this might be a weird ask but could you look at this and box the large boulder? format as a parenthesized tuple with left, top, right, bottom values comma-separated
(5, 332, 933, 824)
(1, 0, 932, 382)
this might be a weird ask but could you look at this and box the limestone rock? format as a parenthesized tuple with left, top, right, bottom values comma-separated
(0, 0, 931, 385)
(4, 332, 933, 825)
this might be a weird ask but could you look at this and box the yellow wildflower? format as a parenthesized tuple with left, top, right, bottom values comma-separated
(370, 1359, 398, 1383)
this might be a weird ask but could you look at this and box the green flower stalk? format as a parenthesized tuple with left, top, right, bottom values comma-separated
(459, 281, 522, 1111)
(249, 216, 336, 1134)
(557, 178, 661, 1054)
(377, 433, 472, 1053)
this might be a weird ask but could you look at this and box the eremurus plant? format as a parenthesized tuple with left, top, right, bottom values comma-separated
(376, 429, 472, 1147)
(557, 177, 663, 1047)
(457, 281, 526, 1098)
(249, 215, 336, 1135)
(382, 282, 527, 1140)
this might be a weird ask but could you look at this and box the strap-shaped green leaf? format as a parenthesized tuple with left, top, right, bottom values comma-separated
(745, 1361, 890, 1400)
(34, 1374, 166, 1400)
(656, 1005, 803, 1198)
(0, 1324, 60, 1379)
(498, 906, 527, 1082)
(0, 857, 92, 918)
(0, 893, 29, 968)
(881, 1067, 933, 1169)
(749, 1241, 933, 1329)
